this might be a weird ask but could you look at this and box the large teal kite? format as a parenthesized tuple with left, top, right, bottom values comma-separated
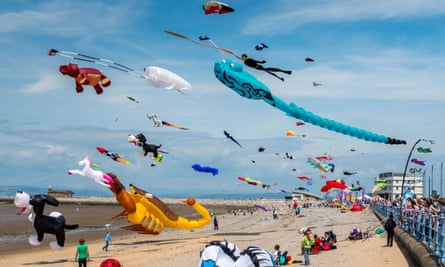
(214, 59, 406, 145)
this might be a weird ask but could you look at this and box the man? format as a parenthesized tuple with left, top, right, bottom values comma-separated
(384, 214, 396, 247)
(102, 231, 112, 251)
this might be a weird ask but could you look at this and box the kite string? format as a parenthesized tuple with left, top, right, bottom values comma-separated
(55, 50, 146, 79)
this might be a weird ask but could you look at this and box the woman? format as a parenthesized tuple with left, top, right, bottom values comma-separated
(75, 238, 89, 267)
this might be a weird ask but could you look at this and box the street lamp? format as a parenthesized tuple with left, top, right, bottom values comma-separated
(431, 164, 435, 198)
(441, 162, 445, 198)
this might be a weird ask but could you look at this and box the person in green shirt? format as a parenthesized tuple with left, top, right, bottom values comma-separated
(75, 238, 89, 267)
(301, 228, 315, 266)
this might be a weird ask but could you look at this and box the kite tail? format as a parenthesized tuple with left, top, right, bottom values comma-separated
(286, 102, 406, 145)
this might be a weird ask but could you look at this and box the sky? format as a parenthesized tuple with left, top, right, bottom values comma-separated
(1, 0, 445, 198)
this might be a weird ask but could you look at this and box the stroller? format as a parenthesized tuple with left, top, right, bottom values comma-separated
(348, 227, 363, 240)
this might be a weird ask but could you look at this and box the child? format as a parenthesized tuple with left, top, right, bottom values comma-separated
(273, 244, 282, 266)
(301, 228, 314, 266)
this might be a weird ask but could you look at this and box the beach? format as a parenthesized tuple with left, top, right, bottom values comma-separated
(0, 198, 411, 266)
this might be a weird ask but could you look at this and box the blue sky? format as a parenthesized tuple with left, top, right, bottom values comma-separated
(1, 0, 445, 198)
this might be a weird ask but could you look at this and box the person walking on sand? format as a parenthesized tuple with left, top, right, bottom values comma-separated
(301, 228, 314, 266)
(75, 238, 89, 267)
(102, 231, 112, 251)
(384, 213, 396, 247)
(213, 215, 219, 231)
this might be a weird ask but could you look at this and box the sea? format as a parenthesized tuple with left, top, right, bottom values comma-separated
(0, 185, 288, 200)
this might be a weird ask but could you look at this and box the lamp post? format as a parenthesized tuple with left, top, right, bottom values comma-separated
(431, 164, 435, 198)
(441, 162, 444, 198)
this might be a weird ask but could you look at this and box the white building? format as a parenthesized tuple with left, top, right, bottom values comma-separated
(374, 171, 424, 200)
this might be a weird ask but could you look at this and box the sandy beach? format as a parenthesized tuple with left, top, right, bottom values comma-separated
(0, 198, 411, 267)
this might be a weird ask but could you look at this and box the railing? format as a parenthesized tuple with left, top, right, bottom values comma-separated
(374, 203, 445, 264)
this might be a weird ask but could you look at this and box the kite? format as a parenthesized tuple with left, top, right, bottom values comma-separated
(48, 48, 191, 92)
(14, 191, 79, 249)
(146, 114, 190, 130)
(96, 146, 130, 165)
(238, 176, 262, 186)
(202, 1, 235, 15)
(315, 154, 334, 161)
(213, 58, 407, 145)
(58, 63, 111, 94)
(296, 187, 309, 191)
(411, 158, 426, 166)
(241, 54, 292, 81)
(262, 184, 271, 190)
(255, 43, 269, 51)
(409, 168, 422, 173)
(320, 180, 347, 192)
(128, 133, 163, 162)
(372, 180, 387, 194)
(164, 30, 239, 58)
(286, 130, 296, 136)
(305, 58, 315, 62)
(343, 171, 357, 176)
(278, 189, 288, 193)
(296, 121, 305, 126)
(192, 164, 219, 176)
(224, 130, 243, 148)
(313, 82, 322, 87)
(126, 96, 139, 103)
(258, 146, 266, 152)
(307, 157, 334, 173)
(89, 172, 210, 234)
(297, 176, 313, 182)
(417, 147, 432, 153)
(68, 157, 113, 188)
(254, 204, 267, 211)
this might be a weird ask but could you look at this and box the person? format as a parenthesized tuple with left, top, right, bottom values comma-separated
(273, 244, 282, 266)
(213, 215, 219, 231)
(102, 231, 112, 251)
(75, 238, 89, 267)
(384, 213, 396, 247)
(301, 228, 314, 265)
(241, 54, 292, 81)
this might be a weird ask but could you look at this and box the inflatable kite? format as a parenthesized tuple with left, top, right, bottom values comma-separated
(68, 157, 113, 188)
(238, 176, 262, 186)
(224, 130, 243, 148)
(315, 154, 334, 161)
(146, 114, 190, 130)
(48, 48, 191, 92)
(372, 180, 387, 194)
(213, 59, 406, 145)
(192, 164, 219, 176)
(202, 1, 235, 15)
(241, 54, 292, 81)
(59, 63, 111, 94)
(199, 240, 277, 267)
(411, 158, 426, 166)
(409, 168, 422, 173)
(128, 133, 163, 162)
(307, 157, 334, 173)
(14, 191, 79, 249)
(95, 173, 210, 234)
(321, 180, 347, 192)
(96, 146, 130, 165)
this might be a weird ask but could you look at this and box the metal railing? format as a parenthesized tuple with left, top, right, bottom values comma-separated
(374, 203, 445, 264)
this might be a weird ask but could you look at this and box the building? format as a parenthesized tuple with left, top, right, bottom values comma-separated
(290, 191, 324, 201)
(374, 172, 423, 200)
(47, 186, 74, 198)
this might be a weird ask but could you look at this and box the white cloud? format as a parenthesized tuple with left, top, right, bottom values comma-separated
(242, 0, 445, 35)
